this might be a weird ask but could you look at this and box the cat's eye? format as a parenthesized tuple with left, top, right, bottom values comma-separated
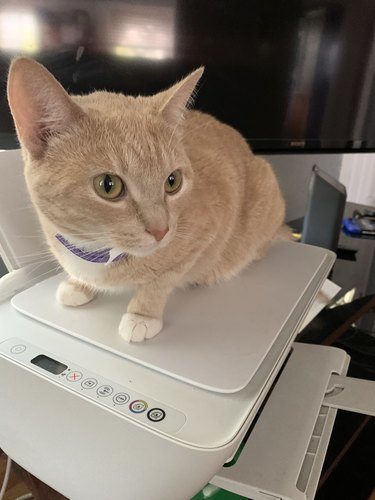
(93, 174, 125, 200)
(165, 169, 183, 194)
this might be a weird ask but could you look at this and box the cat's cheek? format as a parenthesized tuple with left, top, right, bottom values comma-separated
(118, 313, 163, 342)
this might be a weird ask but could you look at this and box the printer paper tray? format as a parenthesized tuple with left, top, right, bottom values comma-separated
(212, 342, 375, 500)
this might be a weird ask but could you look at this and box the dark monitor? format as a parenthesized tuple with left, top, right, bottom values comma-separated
(1, 1, 375, 153)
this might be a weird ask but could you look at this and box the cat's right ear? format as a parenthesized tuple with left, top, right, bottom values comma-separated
(7, 57, 83, 158)
(156, 67, 204, 130)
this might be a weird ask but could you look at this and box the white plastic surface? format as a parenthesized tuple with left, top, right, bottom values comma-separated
(0, 351, 234, 500)
(299, 279, 341, 331)
(0, 262, 57, 303)
(324, 374, 375, 416)
(212, 343, 350, 500)
(0, 150, 48, 271)
(0, 337, 187, 434)
(12, 241, 335, 393)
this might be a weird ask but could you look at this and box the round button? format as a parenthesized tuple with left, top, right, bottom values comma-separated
(81, 378, 98, 389)
(147, 408, 166, 422)
(66, 371, 83, 382)
(129, 400, 148, 413)
(113, 393, 130, 405)
(96, 385, 113, 397)
(10, 345, 26, 354)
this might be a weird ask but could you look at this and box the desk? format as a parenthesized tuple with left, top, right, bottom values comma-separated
(332, 202, 375, 300)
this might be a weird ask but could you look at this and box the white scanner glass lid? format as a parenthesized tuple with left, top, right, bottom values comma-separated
(12, 242, 334, 393)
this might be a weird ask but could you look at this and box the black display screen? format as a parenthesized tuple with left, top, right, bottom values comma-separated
(31, 354, 67, 375)
(1, 0, 375, 152)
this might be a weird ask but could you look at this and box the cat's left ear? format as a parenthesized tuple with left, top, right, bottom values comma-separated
(156, 67, 204, 129)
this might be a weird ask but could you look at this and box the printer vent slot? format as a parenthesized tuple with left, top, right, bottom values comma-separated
(296, 405, 329, 492)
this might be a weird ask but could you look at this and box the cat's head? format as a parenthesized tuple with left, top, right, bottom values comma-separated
(7, 57, 203, 257)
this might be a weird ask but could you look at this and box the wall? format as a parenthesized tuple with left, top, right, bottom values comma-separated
(339, 153, 375, 206)
(264, 153, 343, 221)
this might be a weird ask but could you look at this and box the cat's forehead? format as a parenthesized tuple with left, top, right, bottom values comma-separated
(54, 91, 177, 181)
(74, 91, 156, 122)
(74, 90, 135, 111)
(79, 92, 170, 142)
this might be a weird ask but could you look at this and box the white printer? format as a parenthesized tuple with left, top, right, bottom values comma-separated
(0, 150, 374, 500)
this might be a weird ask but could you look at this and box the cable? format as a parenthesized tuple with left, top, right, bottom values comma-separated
(16, 494, 33, 500)
(0, 455, 12, 500)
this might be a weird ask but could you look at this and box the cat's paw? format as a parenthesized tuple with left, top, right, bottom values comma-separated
(56, 279, 97, 307)
(119, 313, 163, 342)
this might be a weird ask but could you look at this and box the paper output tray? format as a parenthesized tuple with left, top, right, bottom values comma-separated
(213, 342, 375, 500)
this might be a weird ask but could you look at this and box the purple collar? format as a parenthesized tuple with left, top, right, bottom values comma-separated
(55, 234, 127, 264)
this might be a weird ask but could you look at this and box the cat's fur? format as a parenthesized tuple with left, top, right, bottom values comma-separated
(7, 57, 290, 342)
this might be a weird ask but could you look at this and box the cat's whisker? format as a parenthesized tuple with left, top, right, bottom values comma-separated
(69, 233, 113, 238)
(10, 248, 54, 259)
(13, 263, 63, 291)
(15, 250, 56, 260)
(10, 236, 47, 241)
(20, 258, 58, 272)
(15, 257, 58, 268)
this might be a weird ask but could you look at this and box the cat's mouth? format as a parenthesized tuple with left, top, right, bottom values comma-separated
(55, 233, 127, 265)
(111, 225, 174, 257)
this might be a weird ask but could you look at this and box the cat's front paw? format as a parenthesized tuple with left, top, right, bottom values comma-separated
(119, 313, 163, 342)
(56, 279, 97, 307)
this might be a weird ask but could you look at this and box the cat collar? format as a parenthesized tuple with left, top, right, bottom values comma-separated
(55, 233, 126, 265)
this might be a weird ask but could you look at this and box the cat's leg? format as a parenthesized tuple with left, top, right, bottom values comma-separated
(119, 283, 172, 342)
(56, 277, 97, 306)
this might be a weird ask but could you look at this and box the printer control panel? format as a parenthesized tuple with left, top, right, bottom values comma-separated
(0, 338, 186, 435)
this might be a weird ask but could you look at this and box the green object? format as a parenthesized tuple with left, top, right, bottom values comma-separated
(192, 483, 248, 499)
(192, 426, 252, 499)
(192, 424, 253, 499)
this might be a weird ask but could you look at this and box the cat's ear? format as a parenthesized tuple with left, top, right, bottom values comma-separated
(7, 57, 83, 158)
(156, 67, 204, 129)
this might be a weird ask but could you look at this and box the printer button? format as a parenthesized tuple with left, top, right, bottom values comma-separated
(81, 378, 98, 389)
(96, 385, 114, 397)
(10, 345, 26, 354)
(147, 408, 166, 422)
(129, 400, 148, 413)
(113, 393, 130, 405)
(66, 371, 83, 382)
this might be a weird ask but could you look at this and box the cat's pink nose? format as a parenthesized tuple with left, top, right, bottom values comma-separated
(146, 227, 169, 242)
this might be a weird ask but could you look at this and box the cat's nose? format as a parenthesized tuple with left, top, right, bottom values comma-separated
(146, 227, 169, 242)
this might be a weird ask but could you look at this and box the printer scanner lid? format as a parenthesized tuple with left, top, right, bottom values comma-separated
(12, 241, 334, 393)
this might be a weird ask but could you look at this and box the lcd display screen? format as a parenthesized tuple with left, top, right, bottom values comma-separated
(31, 354, 67, 375)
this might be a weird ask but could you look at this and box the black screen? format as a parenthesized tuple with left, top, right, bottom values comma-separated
(31, 354, 67, 375)
(1, 0, 375, 152)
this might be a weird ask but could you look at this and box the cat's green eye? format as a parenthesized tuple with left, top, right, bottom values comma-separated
(165, 169, 183, 194)
(93, 174, 125, 200)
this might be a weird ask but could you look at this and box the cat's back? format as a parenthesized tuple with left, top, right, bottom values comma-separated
(182, 110, 277, 193)
(183, 110, 250, 163)
(179, 110, 287, 283)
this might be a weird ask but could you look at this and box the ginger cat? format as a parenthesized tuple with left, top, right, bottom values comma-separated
(7, 57, 289, 342)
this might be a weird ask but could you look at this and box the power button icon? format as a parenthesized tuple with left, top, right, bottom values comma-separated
(11, 345, 26, 354)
